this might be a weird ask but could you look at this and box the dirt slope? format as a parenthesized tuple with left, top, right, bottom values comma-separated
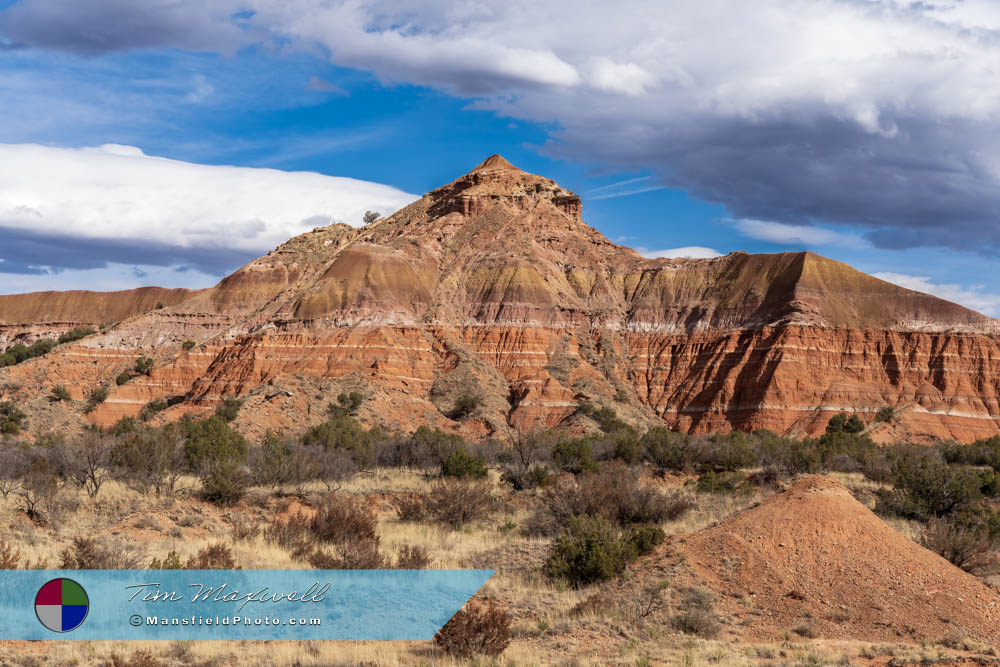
(664, 476, 1000, 642)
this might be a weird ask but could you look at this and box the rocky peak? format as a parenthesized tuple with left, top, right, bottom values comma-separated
(427, 154, 582, 220)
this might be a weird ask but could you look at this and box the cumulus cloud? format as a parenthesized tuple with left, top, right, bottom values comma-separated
(640, 246, 723, 259)
(874, 272, 1000, 317)
(6, 1, 1000, 253)
(0, 143, 417, 275)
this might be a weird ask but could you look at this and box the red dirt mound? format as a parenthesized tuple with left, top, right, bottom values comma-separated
(670, 476, 1000, 643)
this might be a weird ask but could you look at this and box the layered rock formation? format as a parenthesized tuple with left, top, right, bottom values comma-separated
(2, 154, 999, 441)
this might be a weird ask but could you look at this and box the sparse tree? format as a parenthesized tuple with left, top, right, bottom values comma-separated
(50, 385, 72, 402)
(363, 210, 380, 225)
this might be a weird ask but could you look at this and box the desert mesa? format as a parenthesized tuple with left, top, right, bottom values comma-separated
(2, 154, 999, 443)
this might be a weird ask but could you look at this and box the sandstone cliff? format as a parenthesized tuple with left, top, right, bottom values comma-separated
(2, 154, 998, 442)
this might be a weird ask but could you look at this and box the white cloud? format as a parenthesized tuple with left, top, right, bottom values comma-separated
(874, 272, 1000, 317)
(733, 219, 867, 249)
(7, 1, 1000, 252)
(0, 143, 418, 257)
(640, 246, 723, 259)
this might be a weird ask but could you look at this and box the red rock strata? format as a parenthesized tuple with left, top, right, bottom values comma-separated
(2, 155, 998, 441)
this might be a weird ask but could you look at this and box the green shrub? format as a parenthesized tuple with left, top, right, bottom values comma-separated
(181, 340, 196, 352)
(826, 412, 865, 434)
(328, 391, 364, 417)
(301, 414, 375, 468)
(83, 387, 109, 414)
(546, 515, 634, 586)
(57, 327, 95, 344)
(182, 415, 248, 472)
(50, 385, 71, 402)
(115, 372, 131, 386)
(441, 449, 488, 479)
(876, 450, 984, 520)
(139, 398, 169, 422)
(641, 427, 698, 471)
(626, 524, 666, 556)
(552, 437, 597, 474)
(875, 407, 896, 424)
(214, 397, 243, 422)
(696, 470, 751, 495)
(133, 357, 154, 375)
(199, 459, 247, 505)
(0, 402, 27, 435)
(449, 394, 482, 420)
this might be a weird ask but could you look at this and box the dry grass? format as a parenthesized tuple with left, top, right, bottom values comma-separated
(0, 468, 991, 666)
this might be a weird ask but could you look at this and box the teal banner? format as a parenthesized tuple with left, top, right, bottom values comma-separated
(0, 569, 493, 640)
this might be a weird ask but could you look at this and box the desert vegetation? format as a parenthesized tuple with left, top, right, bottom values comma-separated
(1, 405, 1000, 664)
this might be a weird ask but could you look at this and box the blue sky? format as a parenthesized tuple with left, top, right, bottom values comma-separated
(2, 1, 1000, 315)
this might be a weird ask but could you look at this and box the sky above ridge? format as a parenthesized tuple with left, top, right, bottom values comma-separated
(2, 1, 1000, 315)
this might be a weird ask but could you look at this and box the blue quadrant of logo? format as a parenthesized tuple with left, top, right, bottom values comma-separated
(61, 605, 88, 631)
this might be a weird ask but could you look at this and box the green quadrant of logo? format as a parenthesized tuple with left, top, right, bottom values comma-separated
(60, 579, 88, 605)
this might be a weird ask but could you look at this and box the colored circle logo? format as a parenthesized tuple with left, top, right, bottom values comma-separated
(35, 578, 89, 632)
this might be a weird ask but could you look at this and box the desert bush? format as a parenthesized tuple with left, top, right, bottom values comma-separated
(641, 427, 699, 471)
(424, 479, 494, 528)
(434, 600, 511, 657)
(308, 538, 388, 569)
(264, 513, 312, 554)
(115, 372, 131, 386)
(60, 537, 145, 569)
(83, 386, 109, 414)
(107, 649, 165, 667)
(922, 515, 1000, 576)
(133, 357, 154, 375)
(397, 493, 430, 521)
(301, 414, 375, 468)
(408, 425, 466, 465)
(671, 586, 720, 638)
(200, 459, 247, 505)
(214, 397, 243, 422)
(310, 494, 378, 544)
(57, 327, 95, 344)
(826, 412, 865, 434)
(627, 524, 666, 556)
(229, 513, 261, 542)
(526, 463, 693, 536)
(328, 391, 365, 417)
(16, 465, 62, 523)
(110, 423, 186, 496)
(0, 401, 27, 435)
(363, 210, 380, 225)
(0, 442, 28, 498)
(185, 543, 237, 569)
(0, 537, 24, 569)
(501, 463, 553, 491)
(183, 415, 248, 471)
(149, 550, 183, 569)
(699, 433, 760, 472)
(546, 514, 634, 586)
(876, 449, 984, 520)
(181, 340, 196, 352)
(875, 407, 896, 423)
(449, 394, 482, 420)
(249, 429, 295, 487)
(138, 398, 169, 421)
(552, 436, 597, 474)
(440, 448, 488, 479)
(696, 470, 752, 495)
(50, 385, 71, 402)
(395, 544, 431, 569)
(62, 429, 114, 497)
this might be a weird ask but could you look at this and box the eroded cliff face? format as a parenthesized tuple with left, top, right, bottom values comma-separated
(2, 154, 999, 442)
